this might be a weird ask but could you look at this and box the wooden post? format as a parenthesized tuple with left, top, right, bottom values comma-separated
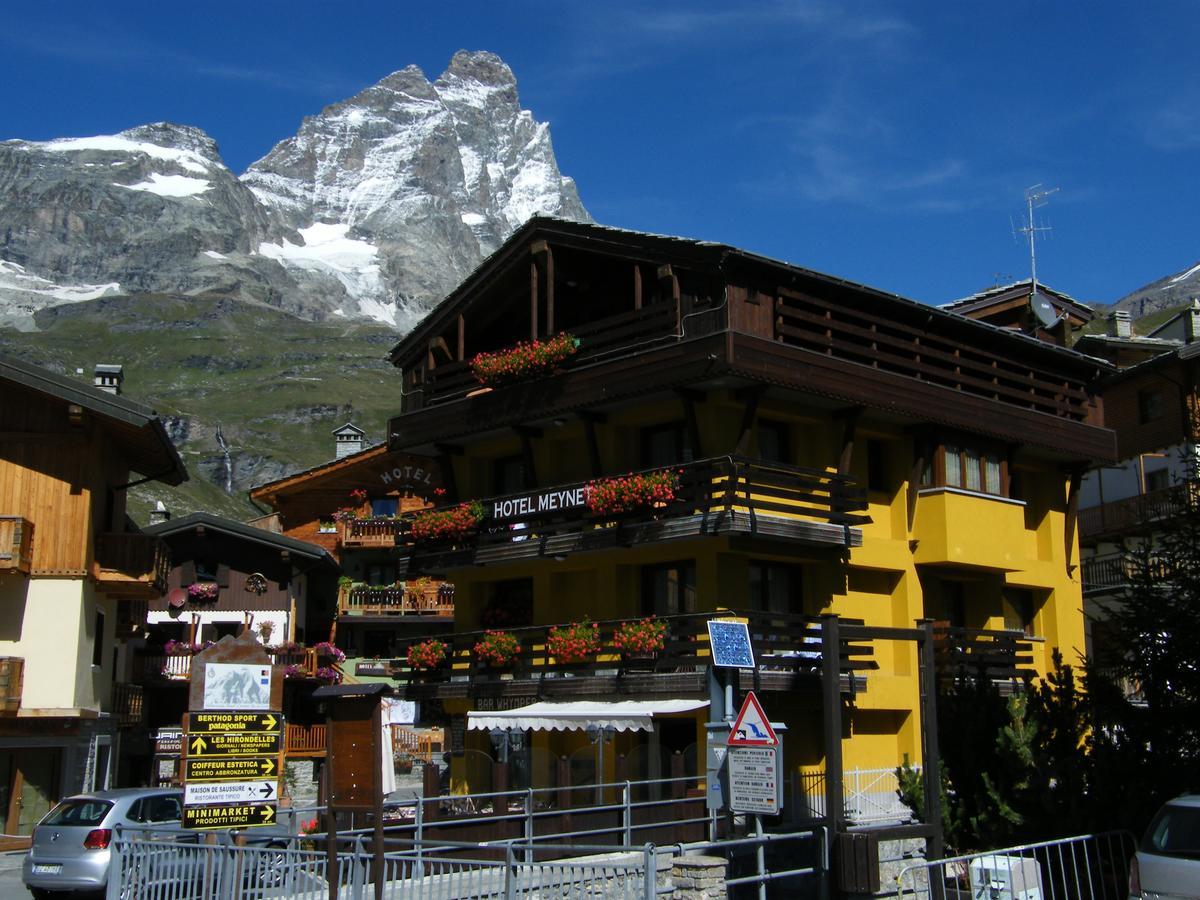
(1064, 465, 1082, 570)
(733, 386, 766, 456)
(530, 260, 539, 341)
(918, 619, 944, 862)
(422, 761, 441, 823)
(372, 701, 384, 900)
(677, 389, 704, 460)
(633, 264, 643, 310)
(658, 265, 681, 331)
(820, 614, 844, 836)
(434, 444, 460, 502)
(836, 407, 864, 475)
(456, 314, 465, 361)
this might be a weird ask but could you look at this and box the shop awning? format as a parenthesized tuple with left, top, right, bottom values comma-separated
(467, 699, 709, 733)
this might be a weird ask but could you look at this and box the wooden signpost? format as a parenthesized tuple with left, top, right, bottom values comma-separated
(181, 633, 285, 831)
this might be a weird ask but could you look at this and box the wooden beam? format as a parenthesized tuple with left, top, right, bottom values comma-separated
(835, 407, 864, 475)
(733, 385, 767, 455)
(581, 414, 603, 477)
(1064, 464, 1083, 569)
(677, 388, 704, 460)
(908, 450, 926, 532)
(456, 314, 465, 361)
(633, 264, 643, 310)
(530, 260, 539, 341)
(434, 443, 462, 501)
(658, 264, 681, 331)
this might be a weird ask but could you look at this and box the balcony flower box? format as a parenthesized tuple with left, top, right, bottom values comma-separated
(474, 630, 521, 668)
(186, 582, 219, 602)
(546, 619, 602, 664)
(313, 641, 346, 663)
(612, 617, 668, 657)
(407, 639, 449, 672)
(586, 470, 681, 517)
(410, 501, 484, 543)
(470, 333, 580, 386)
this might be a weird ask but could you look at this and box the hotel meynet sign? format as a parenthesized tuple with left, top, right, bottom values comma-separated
(491, 486, 588, 521)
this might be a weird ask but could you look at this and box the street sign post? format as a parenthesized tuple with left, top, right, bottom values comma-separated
(185, 756, 279, 782)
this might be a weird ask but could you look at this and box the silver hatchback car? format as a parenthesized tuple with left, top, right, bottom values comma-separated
(1131, 793, 1200, 899)
(22, 787, 183, 898)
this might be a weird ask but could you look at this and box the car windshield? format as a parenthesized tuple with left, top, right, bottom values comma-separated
(41, 799, 113, 827)
(1144, 803, 1200, 858)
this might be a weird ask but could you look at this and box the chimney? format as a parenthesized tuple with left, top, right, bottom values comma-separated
(1187, 298, 1200, 344)
(93, 364, 124, 395)
(148, 501, 171, 526)
(332, 422, 365, 459)
(1107, 310, 1132, 339)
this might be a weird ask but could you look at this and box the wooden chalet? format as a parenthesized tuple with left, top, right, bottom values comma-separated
(942, 279, 1095, 346)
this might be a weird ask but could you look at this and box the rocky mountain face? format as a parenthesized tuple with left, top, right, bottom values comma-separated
(0, 51, 588, 331)
(1114, 260, 1200, 320)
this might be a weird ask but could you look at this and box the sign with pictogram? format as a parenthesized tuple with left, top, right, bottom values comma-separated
(185, 756, 279, 782)
(727, 691, 778, 746)
(184, 780, 278, 805)
(183, 803, 277, 830)
(185, 712, 280, 734)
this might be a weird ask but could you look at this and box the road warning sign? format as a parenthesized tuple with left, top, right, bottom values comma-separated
(727, 691, 778, 746)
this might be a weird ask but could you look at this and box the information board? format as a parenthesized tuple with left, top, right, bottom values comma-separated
(726, 745, 780, 815)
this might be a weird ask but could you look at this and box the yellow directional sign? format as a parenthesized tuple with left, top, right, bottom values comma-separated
(182, 803, 277, 830)
(185, 712, 280, 734)
(188, 731, 282, 757)
(185, 755, 278, 782)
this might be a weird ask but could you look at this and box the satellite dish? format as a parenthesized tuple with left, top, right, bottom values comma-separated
(1030, 289, 1060, 328)
(167, 588, 187, 609)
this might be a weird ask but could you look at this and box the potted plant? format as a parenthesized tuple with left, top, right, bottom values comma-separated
(407, 638, 448, 671)
(410, 501, 485, 542)
(612, 617, 668, 658)
(470, 332, 580, 386)
(473, 630, 521, 668)
(586, 470, 681, 517)
(313, 641, 346, 663)
(318, 519, 337, 534)
(186, 581, 220, 601)
(314, 666, 342, 684)
(546, 619, 602, 664)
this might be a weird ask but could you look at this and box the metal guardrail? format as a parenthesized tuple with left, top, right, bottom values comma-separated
(896, 831, 1136, 900)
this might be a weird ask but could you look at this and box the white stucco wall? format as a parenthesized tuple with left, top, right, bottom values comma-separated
(147, 608, 291, 645)
(1079, 442, 1194, 509)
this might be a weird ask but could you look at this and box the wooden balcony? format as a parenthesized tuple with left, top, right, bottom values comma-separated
(1080, 551, 1176, 596)
(285, 723, 326, 757)
(92, 532, 170, 598)
(338, 516, 404, 549)
(137, 651, 192, 681)
(339, 582, 455, 618)
(400, 456, 868, 573)
(931, 625, 1035, 686)
(111, 682, 144, 728)
(0, 658, 23, 714)
(1078, 484, 1193, 542)
(0, 517, 32, 576)
(366, 610, 875, 702)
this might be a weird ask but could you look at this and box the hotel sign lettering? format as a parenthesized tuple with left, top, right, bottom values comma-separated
(491, 486, 588, 521)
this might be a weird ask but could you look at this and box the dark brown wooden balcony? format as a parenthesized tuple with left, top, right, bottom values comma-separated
(111, 682, 144, 728)
(0, 517, 32, 576)
(931, 625, 1035, 686)
(368, 610, 876, 703)
(399, 456, 868, 573)
(92, 532, 170, 598)
(338, 516, 405, 549)
(1080, 551, 1176, 596)
(339, 582, 455, 618)
(285, 723, 326, 757)
(1078, 484, 1193, 542)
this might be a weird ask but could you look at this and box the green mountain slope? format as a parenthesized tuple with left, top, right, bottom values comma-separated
(0, 294, 402, 523)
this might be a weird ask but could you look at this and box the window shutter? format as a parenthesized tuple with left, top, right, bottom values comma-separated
(216, 564, 230, 588)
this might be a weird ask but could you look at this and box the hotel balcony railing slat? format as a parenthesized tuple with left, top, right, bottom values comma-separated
(338, 517, 406, 548)
(285, 723, 326, 756)
(0, 516, 33, 575)
(93, 532, 171, 596)
(361, 610, 878, 694)
(931, 624, 1036, 683)
(1078, 483, 1193, 541)
(340, 583, 455, 617)
(421, 301, 682, 408)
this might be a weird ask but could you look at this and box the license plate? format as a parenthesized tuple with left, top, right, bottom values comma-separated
(32, 864, 62, 874)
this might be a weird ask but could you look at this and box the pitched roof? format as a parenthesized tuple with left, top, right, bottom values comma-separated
(0, 351, 187, 485)
(941, 279, 1094, 317)
(143, 511, 335, 563)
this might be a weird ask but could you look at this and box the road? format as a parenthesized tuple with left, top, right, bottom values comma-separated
(0, 850, 27, 897)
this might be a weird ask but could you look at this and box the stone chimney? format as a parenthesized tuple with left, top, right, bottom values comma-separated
(332, 422, 365, 459)
(93, 364, 124, 394)
(1187, 299, 1200, 344)
(1107, 310, 1132, 339)
(148, 501, 171, 526)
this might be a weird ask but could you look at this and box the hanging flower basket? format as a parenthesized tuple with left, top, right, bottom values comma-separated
(586, 470, 681, 517)
(546, 619, 602, 664)
(410, 501, 485, 542)
(407, 639, 448, 671)
(612, 617, 668, 656)
(186, 582, 219, 602)
(473, 630, 521, 668)
(471, 333, 580, 386)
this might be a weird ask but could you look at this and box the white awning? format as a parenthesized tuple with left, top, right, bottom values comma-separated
(467, 699, 709, 733)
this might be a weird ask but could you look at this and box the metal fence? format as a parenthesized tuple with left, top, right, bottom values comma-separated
(896, 831, 1136, 900)
(794, 767, 917, 825)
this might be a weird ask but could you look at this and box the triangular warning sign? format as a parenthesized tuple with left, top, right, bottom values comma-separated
(727, 691, 778, 746)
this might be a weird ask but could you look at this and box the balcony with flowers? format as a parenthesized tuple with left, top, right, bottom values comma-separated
(135, 639, 345, 684)
(394, 455, 868, 572)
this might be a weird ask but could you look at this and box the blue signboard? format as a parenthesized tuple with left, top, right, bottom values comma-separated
(707, 619, 755, 669)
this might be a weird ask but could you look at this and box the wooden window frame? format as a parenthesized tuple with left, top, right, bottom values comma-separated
(920, 436, 1009, 498)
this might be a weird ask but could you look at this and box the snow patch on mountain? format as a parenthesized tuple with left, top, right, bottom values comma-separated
(117, 172, 212, 197)
(257, 223, 390, 321)
(37, 133, 213, 173)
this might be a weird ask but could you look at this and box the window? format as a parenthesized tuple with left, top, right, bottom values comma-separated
(1138, 388, 1165, 424)
(1145, 468, 1170, 493)
(924, 441, 1006, 496)
(1003, 590, 1036, 636)
(757, 420, 791, 464)
(92, 610, 105, 667)
(641, 561, 696, 616)
(493, 455, 527, 494)
(748, 562, 799, 614)
(640, 423, 692, 468)
(371, 497, 398, 517)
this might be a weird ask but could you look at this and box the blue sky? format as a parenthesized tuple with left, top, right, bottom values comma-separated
(3, 2, 1197, 307)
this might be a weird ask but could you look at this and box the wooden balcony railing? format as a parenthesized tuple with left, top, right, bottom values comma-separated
(0, 517, 33, 575)
(418, 302, 682, 409)
(137, 651, 193, 681)
(1080, 551, 1176, 596)
(931, 625, 1035, 685)
(392, 726, 445, 761)
(93, 532, 170, 597)
(137, 646, 343, 682)
(112, 682, 144, 728)
(0, 657, 23, 714)
(366, 610, 875, 699)
(399, 456, 868, 569)
(1078, 484, 1193, 541)
(339, 583, 455, 617)
(285, 723, 326, 757)
(338, 517, 405, 549)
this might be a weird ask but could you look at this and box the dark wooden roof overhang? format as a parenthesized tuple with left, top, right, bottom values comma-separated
(144, 511, 335, 566)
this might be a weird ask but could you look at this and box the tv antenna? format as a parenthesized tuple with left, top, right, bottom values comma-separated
(1012, 184, 1060, 329)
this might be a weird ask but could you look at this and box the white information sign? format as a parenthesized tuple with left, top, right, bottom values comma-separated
(184, 780, 278, 805)
(203, 663, 272, 711)
(726, 746, 779, 815)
